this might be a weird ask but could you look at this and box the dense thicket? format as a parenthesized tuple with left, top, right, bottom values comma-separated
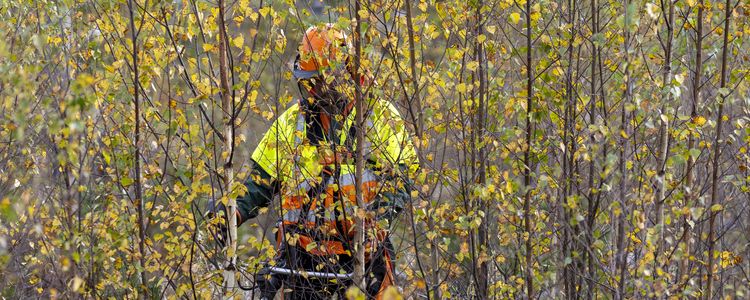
(1, 0, 750, 299)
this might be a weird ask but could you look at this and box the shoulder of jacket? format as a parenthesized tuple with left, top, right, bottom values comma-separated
(286, 101, 302, 114)
(274, 101, 302, 124)
(370, 99, 403, 118)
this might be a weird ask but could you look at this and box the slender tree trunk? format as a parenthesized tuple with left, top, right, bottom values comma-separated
(617, 0, 634, 297)
(218, 0, 237, 297)
(524, 0, 535, 296)
(562, 48, 571, 300)
(683, 5, 702, 296)
(616, 198, 626, 300)
(403, 0, 422, 134)
(562, 1, 576, 297)
(127, 0, 148, 298)
(402, 0, 439, 297)
(352, 0, 367, 291)
(707, 0, 731, 298)
(586, 0, 598, 296)
(654, 0, 674, 293)
(474, 1, 489, 298)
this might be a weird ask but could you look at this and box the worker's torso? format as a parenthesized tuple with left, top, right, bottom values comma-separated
(252, 99, 413, 255)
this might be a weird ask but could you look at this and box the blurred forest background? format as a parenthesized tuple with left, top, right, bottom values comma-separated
(1, 0, 750, 298)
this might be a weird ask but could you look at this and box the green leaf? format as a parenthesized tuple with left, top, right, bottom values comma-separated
(615, 15, 625, 29)
(689, 148, 701, 159)
(336, 17, 351, 30)
(670, 155, 686, 166)
(305, 242, 317, 252)
(592, 33, 605, 47)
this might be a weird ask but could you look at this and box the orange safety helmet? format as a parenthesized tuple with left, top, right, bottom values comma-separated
(293, 24, 352, 80)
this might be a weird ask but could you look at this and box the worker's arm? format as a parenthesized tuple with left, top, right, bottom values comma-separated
(236, 163, 278, 225)
(370, 164, 413, 223)
(366, 101, 418, 224)
(205, 163, 277, 226)
(238, 103, 301, 224)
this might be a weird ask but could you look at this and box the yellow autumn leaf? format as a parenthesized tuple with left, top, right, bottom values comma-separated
(71, 276, 83, 292)
(670, 181, 680, 189)
(694, 115, 707, 126)
(202, 43, 214, 52)
(259, 7, 270, 18)
(380, 286, 402, 300)
(686, 0, 696, 7)
(457, 83, 466, 93)
(510, 12, 521, 24)
(478, 34, 486, 44)
(233, 35, 244, 48)
(553, 67, 563, 76)
(467, 61, 478, 72)
(233, 15, 244, 27)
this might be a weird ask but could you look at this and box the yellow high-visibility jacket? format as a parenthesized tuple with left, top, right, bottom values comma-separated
(238, 98, 416, 255)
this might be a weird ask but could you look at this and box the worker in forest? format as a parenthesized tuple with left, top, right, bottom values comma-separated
(207, 24, 417, 300)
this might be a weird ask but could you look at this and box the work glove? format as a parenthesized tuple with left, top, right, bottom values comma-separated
(254, 262, 283, 300)
(373, 178, 410, 223)
(206, 198, 229, 248)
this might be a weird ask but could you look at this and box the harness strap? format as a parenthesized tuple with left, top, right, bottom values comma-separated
(301, 165, 333, 227)
(292, 98, 376, 254)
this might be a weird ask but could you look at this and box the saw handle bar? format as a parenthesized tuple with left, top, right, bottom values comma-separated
(267, 266, 353, 280)
(236, 265, 353, 291)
